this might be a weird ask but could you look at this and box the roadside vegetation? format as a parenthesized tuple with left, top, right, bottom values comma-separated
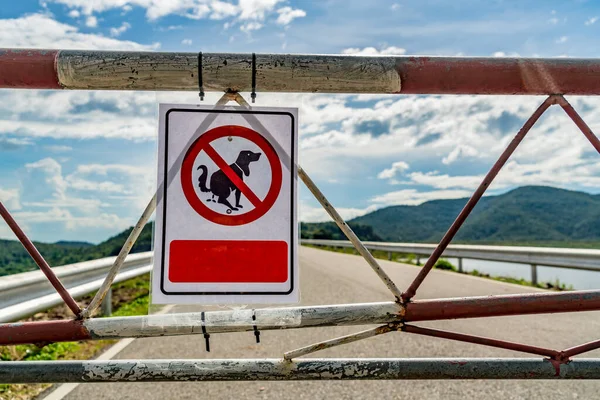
(303, 244, 573, 291)
(0, 223, 153, 276)
(0, 274, 152, 400)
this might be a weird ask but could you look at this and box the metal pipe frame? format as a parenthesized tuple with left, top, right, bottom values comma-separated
(3, 50, 600, 381)
(4, 49, 600, 95)
(283, 324, 399, 360)
(0, 302, 403, 345)
(0, 201, 81, 316)
(401, 96, 557, 301)
(81, 194, 156, 318)
(5, 289, 600, 345)
(402, 325, 561, 359)
(3, 358, 600, 382)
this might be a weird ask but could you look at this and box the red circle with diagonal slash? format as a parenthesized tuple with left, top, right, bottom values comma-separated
(181, 125, 282, 226)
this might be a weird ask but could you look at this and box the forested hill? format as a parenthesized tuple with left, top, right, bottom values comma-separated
(302, 186, 600, 246)
(0, 223, 153, 276)
(4, 185, 600, 276)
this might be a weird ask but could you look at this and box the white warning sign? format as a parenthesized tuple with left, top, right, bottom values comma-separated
(153, 104, 298, 304)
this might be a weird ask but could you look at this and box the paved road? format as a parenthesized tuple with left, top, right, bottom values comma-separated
(62, 246, 600, 399)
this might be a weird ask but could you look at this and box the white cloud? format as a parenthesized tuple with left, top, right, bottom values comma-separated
(181, 38, 193, 45)
(45, 145, 73, 153)
(25, 158, 69, 201)
(68, 9, 80, 18)
(0, 115, 155, 140)
(85, 15, 98, 28)
(0, 137, 33, 150)
(403, 153, 600, 194)
(391, 3, 399, 10)
(378, 161, 409, 180)
(276, 6, 306, 25)
(15, 157, 153, 236)
(370, 189, 473, 206)
(585, 16, 598, 26)
(240, 21, 263, 32)
(300, 201, 378, 222)
(110, 22, 131, 37)
(0, 188, 21, 210)
(210, 0, 238, 19)
(342, 46, 407, 56)
(0, 90, 157, 140)
(159, 25, 183, 31)
(492, 51, 520, 57)
(407, 171, 483, 190)
(48, 0, 286, 24)
(442, 144, 478, 165)
(556, 36, 568, 44)
(12, 208, 130, 231)
(65, 163, 155, 211)
(285, 90, 600, 196)
(548, 17, 558, 24)
(238, 0, 283, 20)
(0, 14, 158, 50)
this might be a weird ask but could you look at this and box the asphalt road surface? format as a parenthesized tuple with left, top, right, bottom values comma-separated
(60, 246, 600, 399)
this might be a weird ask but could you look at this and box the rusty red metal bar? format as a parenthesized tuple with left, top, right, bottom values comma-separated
(3, 50, 600, 95)
(401, 96, 558, 302)
(557, 96, 600, 154)
(0, 49, 60, 89)
(560, 339, 600, 359)
(402, 324, 560, 358)
(0, 319, 89, 345)
(0, 201, 81, 316)
(4, 290, 600, 346)
(396, 57, 600, 95)
(404, 289, 600, 322)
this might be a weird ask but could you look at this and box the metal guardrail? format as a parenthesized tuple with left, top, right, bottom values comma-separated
(0, 252, 152, 323)
(301, 239, 600, 284)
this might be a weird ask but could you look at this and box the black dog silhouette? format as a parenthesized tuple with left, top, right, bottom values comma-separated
(197, 150, 261, 213)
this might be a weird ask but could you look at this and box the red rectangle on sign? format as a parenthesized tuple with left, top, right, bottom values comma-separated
(168, 240, 288, 283)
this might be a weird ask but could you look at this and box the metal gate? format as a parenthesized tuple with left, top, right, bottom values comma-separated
(2, 49, 600, 382)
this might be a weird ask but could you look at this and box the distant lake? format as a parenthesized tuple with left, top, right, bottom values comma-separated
(441, 257, 599, 290)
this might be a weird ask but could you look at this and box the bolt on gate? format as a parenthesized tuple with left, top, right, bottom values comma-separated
(2, 50, 600, 382)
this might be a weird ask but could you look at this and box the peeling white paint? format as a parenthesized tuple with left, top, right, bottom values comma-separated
(56, 52, 402, 93)
(85, 302, 402, 339)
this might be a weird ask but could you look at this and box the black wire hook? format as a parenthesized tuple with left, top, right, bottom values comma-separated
(252, 310, 261, 344)
(198, 52, 205, 101)
(251, 53, 257, 104)
(201, 311, 210, 352)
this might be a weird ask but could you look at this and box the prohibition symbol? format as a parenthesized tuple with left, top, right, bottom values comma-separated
(181, 125, 283, 226)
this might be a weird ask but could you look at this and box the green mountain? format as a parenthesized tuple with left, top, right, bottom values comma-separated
(302, 186, 600, 246)
(0, 223, 153, 276)
(4, 185, 600, 276)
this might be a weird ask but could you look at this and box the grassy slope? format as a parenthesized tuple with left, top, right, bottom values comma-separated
(0, 274, 152, 400)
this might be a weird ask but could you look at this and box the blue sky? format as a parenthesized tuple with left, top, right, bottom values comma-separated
(1, 0, 600, 243)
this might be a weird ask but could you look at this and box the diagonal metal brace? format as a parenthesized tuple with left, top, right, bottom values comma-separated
(233, 93, 403, 301)
(82, 92, 235, 318)
(284, 323, 401, 360)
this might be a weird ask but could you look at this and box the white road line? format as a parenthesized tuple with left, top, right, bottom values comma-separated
(42, 304, 175, 400)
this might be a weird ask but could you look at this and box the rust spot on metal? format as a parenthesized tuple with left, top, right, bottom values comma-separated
(396, 57, 600, 95)
(404, 289, 600, 322)
(0, 49, 60, 89)
(547, 358, 566, 377)
(0, 319, 90, 345)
